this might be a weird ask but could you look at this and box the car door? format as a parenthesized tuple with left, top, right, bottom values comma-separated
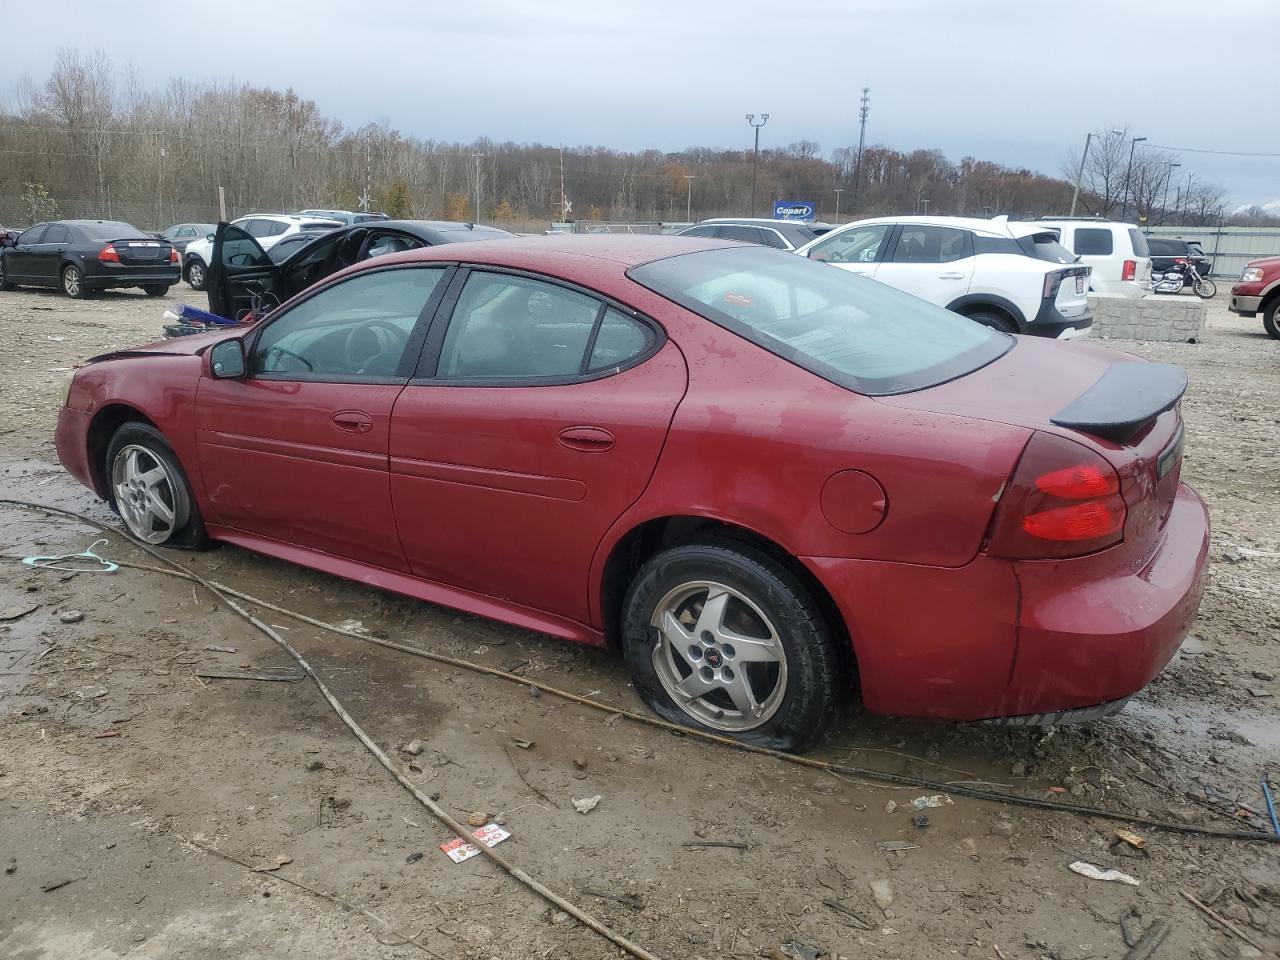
(803, 222, 892, 277)
(194, 264, 452, 570)
(388, 268, 687, 624)
(29, 223, 73, 285)
(873, 224, 975, 306)
(208, 223, 286, 320)
(5, 224, 48, 283)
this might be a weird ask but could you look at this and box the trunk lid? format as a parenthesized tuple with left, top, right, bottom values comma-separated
(112, 238, 172, 265)
(877, 336, 1187, 564)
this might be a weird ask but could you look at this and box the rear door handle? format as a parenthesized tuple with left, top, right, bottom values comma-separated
(939, 272, 966, 279)
(558, 426, 615, 452)
(331, 410, 373, 433)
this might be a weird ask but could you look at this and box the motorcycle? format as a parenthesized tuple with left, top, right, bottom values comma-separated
(1152, 259, 1216, 299)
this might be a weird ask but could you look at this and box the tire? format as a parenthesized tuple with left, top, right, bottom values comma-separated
(965, 309, 1017, 334)
(0, 257, 13, 291)
(105, 422, 209, 549)
(62, 264, 88, 299)
(144, 285, 171, 297)
(1193, 278, 1217, 299)
(620, 540, 842, 751)
(185, 259, 207, 291)
(1264, 300, 1280, 341)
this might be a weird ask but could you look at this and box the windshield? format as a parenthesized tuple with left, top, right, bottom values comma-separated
(630, 247, 1010, 395)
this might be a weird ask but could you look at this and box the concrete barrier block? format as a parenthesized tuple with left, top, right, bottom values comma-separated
(1086, 295, 1206, 343)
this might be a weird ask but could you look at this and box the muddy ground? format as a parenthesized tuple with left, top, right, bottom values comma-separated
(1, 284, 1277, 960)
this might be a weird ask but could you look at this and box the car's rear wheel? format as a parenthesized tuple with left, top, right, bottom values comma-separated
(0, 258, 13, 291)
(1264, 300, 1280, 341)
(621, 540, 841, 751)
(965, 309, 1016, 334)
(144, 284, 170, 297)
(185, 259, 206, 290)
(106, 423, 209, 548)
(62, 264, 88, 299)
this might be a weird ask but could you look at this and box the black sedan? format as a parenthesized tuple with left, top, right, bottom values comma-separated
(0, 220, 180, 298)
(207, 218, 514, 320)
(1147, 237, 1213, 278)
(158, 222, 217, 254)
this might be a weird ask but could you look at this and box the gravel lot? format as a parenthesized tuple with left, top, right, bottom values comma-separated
(1, 285, 1277, 960)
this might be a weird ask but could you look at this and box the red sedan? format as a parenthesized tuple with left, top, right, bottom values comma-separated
(55, 236, 1209, 749)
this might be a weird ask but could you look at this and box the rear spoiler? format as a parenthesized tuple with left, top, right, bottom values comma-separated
(1050, 362, 1187, 443)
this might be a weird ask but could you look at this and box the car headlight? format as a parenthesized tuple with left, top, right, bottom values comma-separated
(58, 372, 74, 408)
(1241, 266, 1264, 283)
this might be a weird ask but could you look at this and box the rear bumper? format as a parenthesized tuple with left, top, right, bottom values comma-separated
(805, 482, 1209, 722)
(84, 264, 181, 289)
(1229, 293, 1261, 316)
(1026, 300, 1093, 338)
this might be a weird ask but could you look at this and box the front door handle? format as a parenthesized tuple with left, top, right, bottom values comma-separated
(939, 272, 966, 280)
(331, 410, 373, 433)
(558, 426, 615, 452)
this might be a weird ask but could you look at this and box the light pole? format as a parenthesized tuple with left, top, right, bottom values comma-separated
(471, 153, 483, 223)
(1068, 129, 1121, 217)
(1160, 162, 1180, 225)
(746, 113, 769, 215)
(683, 175, 695, 223)
(1119, 136, 1147, 222)
(1180, 172, 1195, 222)
(833, 188, 842, 223)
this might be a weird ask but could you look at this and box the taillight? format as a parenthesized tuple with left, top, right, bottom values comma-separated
(1173, 257, 1187, 265)
(169, 247, 179, 263)
(1042, 270, 1064, 299)
(986, 432, 1126, 560)
(1121, 260, 1136, 281)
(98, 243, 120, 264)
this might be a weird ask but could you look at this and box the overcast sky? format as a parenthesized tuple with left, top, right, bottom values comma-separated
(5, 0, 1278, 208)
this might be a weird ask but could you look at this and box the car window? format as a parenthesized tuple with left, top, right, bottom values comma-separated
(681, 225, 720, 238)
(281, 233, 343, 287)
(18, 224, 49, 244)
(1022, 232, 1076, 263)
(365, 231, 425, 260)
(1072, 228, 1113, 256)
(267, 234, 315, 263)
(758, 229, 791, 250)
(437, 273, 602, 380)
(588, 309, 654, 372)
(1128, 229, 1150, 257)
(1145, 238, 1175, 255)
(268, 221, 290, 237)
(807, 224, 889, 264)
(718, 225, 766, 244)
(630, 246, 1008, 396)
(219, 224, 273, 268)
(43, 225, 71, 244)
(161, 226, 179, 239)
(889, 225, 970, 263)
(252, 267, 445, 379)
(177, 226, 197, 238)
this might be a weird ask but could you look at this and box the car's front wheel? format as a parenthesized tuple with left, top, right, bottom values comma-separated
(1262, 300, 1280, 341)
(965, 309, 1016, 333)
(621, 540, 842, 751)
(143, 285, 170, 297)
(62, 264, 88, 299)
(185, 259, 207, 290)
(106, 422, 209, 548)
(0, 258, 13, 291)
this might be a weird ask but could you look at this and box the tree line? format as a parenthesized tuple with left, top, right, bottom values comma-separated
(0, 48, 1253, 232)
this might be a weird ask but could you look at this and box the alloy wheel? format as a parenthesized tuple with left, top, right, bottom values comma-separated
(111, 444, 181, 544)
(63, 267, 81, 297)
(649, 580, 788, 732)
(188, 261, 204, 288)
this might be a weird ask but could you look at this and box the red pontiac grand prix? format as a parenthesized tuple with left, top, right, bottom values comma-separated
(55, 235, 1209, 749)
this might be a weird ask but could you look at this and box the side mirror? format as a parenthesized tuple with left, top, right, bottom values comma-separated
(206, 233, 216, 242)
(210, 338, 247, 379)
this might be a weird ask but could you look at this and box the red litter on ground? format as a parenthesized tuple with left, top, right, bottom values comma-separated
(440, 823, 511, 863)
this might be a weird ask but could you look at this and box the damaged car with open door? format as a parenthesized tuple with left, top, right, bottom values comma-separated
(205, 219, 516, 324)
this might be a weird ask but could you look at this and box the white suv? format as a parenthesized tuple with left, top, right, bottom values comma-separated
(1030, 219, 1152, 298)
(182, 214, 341, 290)
(794, 216, 1092, 338)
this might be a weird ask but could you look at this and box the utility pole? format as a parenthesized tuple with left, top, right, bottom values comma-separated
(746, 113, 769, 215)
(833, 188, 842, 223)
(1160, 162, 1180, 225)
(361, 136, 372, 213)
(1119, 135, 1147, 222)
(1069, 132, 1094, 217)
(471, 152, 483, 223)
(1181, 172, 1194, 223)
(852, 88, 870, 210)
(683, 175, 695, 223)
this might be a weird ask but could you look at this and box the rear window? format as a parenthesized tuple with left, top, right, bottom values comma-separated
(1146, 238, 1178, 255)
(629, 246, 1010, 396)
(1073, 228, 1114, 256)
(1128, 229, 1150, 257)
(78, 222, 147, 241)
(1021, 232, 1076, 264)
